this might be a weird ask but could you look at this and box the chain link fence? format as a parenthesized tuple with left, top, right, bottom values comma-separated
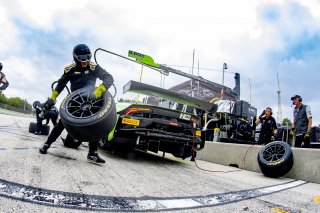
(0, 103, 33, 115)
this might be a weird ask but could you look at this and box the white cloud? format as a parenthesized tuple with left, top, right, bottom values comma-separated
(1, 0, 320, 125)
(0, 6, 20, 53)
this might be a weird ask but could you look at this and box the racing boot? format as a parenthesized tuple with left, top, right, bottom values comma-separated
(87, 152, 105, 163)
(39, 143, 50, 154)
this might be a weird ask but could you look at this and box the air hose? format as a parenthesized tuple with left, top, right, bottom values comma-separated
(51, 81, 70, 94)
(191, 130, 242, 173)
(94, 48, 117, 98)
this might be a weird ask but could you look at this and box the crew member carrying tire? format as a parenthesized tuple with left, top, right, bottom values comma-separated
(39, 44, 114, 163)
(0, 63, 9, 91)
(32, 101, 58, 135)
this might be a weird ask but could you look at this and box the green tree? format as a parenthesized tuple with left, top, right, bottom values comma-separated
(282, 118, 292, 126)
(7, 97, 25, 108)
(0, 91, 32, 113)
(0, 91, 7, 104)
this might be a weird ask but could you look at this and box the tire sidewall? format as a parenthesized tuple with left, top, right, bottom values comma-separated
(29, 122, 37, 133)
(41, 125, 50, 135)
(258, 141, 292, 167)
(257, 141, 294, 177)
(59, 88, 117, 141)
(60, 90, 113, 127)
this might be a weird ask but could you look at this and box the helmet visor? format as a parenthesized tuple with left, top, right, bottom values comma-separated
(74, 53, 91, 62)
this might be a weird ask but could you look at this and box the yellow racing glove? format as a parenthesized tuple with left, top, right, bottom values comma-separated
(289, 130, 294, 136)
(305, 131, 310, 138)
(50, 90, 59, 102)
(92, 84, 107, 99)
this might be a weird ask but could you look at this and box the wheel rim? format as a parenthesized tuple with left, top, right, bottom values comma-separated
(99, 138, 107, 147)
(66, 91, 104, 118)
(262, 143, 286, 162)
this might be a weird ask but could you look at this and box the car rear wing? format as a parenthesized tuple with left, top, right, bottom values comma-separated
(123, 80, 218, 113)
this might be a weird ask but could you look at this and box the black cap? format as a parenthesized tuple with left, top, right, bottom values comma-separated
(291, 95, 302, 101)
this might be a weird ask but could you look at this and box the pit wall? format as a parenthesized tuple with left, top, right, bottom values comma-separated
(197, 142, 320, 184)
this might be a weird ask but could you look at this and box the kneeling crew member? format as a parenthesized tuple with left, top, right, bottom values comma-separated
(39, 44, 114, 163)
(33, 101, 59, 134)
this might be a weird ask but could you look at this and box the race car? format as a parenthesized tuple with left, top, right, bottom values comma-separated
(100, 80, 215, 159)
(99, 102, 203, 159)
(60, 80, 217, 159)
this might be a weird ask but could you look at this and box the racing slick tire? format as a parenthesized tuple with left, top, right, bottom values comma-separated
(28, 122, 50, 135)
(41, 125, 50, 135)
(257, 141, 294, 178)
(62, 134, 82, 149)
(29, 122, 37, 133)
(60, 88, 117, 142)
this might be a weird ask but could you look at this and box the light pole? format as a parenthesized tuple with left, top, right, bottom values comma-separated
(191, 49, 195, 97)
(222, 63, 228, 86)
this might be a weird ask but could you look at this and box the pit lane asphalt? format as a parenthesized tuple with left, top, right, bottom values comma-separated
(0, 113, 319, 212)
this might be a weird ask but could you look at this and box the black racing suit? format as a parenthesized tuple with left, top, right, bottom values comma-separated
(45, 62, 114, 153)
(35, 104, 59, 133)
(0, 72, 9, 90)
(258, 116, 277, 145)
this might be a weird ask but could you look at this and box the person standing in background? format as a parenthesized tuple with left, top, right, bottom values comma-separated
(291, 95, 312, 148)
(256, 107, 277, 145)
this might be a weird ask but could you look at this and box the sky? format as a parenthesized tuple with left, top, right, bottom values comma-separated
(1, 0, 320, 125)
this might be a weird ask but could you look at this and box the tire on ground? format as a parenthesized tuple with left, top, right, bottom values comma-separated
(41, 125, 50, 135)
(29, 122, 37, 133)
(59, 88, 117, 142)
(63, 134, 82, 149)
(257, 141, 294, 178)
(29, 122, 50, 135)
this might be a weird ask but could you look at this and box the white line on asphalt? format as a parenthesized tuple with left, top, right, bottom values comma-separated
(0, 178, 307, 211)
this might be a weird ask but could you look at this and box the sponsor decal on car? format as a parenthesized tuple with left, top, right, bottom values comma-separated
(122, 118, 140, 126)
(179, 113, 191, 121)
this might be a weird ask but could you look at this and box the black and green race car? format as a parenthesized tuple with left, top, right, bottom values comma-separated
(99, 102, 203, 159)
(98, 80, 220, 159)
(60, 80, 217, 159)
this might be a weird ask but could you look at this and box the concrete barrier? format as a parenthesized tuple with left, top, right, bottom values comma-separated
(197, 141, 320, 184)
